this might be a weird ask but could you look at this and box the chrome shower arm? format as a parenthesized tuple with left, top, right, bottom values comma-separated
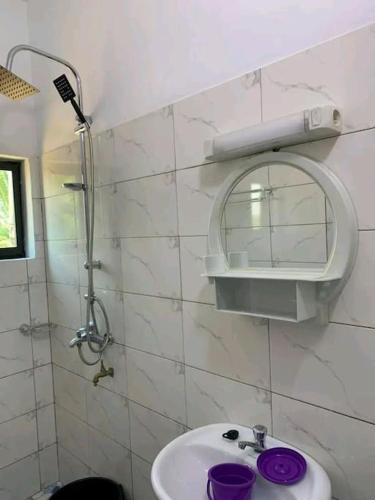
(6, 44, 84, 111)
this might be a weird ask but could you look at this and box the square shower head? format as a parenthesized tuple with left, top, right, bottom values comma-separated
(0, 64, 40, 100)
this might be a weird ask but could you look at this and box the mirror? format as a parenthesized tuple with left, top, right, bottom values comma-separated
(221, 164, 335, 270)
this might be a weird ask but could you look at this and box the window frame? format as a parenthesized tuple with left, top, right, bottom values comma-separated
(0, 160, 25, 260)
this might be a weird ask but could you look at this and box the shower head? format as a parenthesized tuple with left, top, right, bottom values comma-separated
(53, 73, 88, 126)
(0, 64, 39, 100)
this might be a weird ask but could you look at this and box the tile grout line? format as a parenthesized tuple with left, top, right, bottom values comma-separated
(25, 269, 43, 492)
(171, 103, 189, 429)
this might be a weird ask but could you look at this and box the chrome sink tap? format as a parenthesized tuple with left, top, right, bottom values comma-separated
(238, 424, 267, 453)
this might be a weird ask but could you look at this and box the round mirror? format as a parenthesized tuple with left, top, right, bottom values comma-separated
(220, 163, 336, 270)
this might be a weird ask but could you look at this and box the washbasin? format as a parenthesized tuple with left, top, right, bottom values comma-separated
(151, 423, 331, 500)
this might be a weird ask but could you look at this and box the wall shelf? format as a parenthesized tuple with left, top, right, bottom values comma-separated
(204, 152, 358, 323)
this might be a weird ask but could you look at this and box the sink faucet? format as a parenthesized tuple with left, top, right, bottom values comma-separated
(238, 424, 267, 453)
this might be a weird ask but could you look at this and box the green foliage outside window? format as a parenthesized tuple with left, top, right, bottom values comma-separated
(0, 170, 16, 248)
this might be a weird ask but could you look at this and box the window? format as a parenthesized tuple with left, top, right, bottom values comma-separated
(0, 160, 25, 259)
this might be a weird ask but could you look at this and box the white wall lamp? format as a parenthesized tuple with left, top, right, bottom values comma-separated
(205, 105, 342, 162)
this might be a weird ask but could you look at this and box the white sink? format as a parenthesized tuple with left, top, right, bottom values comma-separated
(151, 423, 331, 500)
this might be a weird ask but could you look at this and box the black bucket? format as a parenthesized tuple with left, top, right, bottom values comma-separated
(50, 477, 125, 500)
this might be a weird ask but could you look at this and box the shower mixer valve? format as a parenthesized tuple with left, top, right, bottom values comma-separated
(69, 322, 107, 348)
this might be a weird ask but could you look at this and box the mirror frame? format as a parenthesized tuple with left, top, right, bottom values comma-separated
(207, 151, 358, 302)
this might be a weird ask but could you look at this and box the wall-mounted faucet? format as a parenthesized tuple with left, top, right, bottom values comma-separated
(238, 424, 268, 453)
(69, 323, 106, 349)
(92, 361, 114, 387)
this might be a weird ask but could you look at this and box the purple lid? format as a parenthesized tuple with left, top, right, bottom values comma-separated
(257, 447, 307, 485)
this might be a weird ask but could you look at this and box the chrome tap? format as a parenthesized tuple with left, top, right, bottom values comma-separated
(69, 323, 106, 348)
(238, 424, 267, 453)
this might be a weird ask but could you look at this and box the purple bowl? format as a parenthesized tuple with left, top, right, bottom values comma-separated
(257, 447, 307, 485)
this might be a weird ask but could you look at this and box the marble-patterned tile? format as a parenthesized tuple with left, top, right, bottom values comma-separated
(183, 302, 270, 388)
(44, 193, 77, 240)
(93, 129, 116, 187)
(129, 402, 185, 463)
(330, 230, 375, 328)
(262, 24, 375, 134)
(0, 453, 40, 500)
(54, 365, 87, 420)
(0, 259, 27, 287)
(116, 172, 178, 237)
(271, 224, 328, 264)
(180, 236, 215, 304)
(132, 454, 157, 500)
(35, 364, 54, 409)
(39, 444, 59, 488)
(0, 329, 33, 378)
(186, 367, 271, 429)
(225, 227, 272, 262)
(0, 285, 29, 333)
(87, 427, 132, 495)
(270, 321, 375, 422)
(47, 283, 81, 330)
(272, 394, 375, 500)
(56, 406, 89, 465)
(176, 162, 233, 236)
(0, 370, 35, 424)
(58, 445, 90, 485)
(37, 404, 56, 449)
(45, 240, 79, 286)
(86, 384, 130, 448)
(124, 293, 183, 361)
(174, 72, 261, 169)
(27, 241, 46, 284)
(285, 128, 375, 230)
(112, 106, 175, 182)
(79, 238, 123, 291)
(31, 328, 51, 368)
(0, 411, 38, 468)
(270, 184, 326, 226)
(127, 348, 186, 424)
(121, 237, 181, 298)
(94, 183, 120, 239)
(29, 282, 49, 326)
(41, 141, 81, 198)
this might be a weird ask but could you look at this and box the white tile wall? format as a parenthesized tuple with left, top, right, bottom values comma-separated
(116, 172, 178, 237)
(273, 395, 375, 500)
(121, 237, 181, 298)
(127, 349, 186, 423)
(174, 72, 261, 169)
(185, 367, 271, 429)
(262, 24, 375, 134)
(124, 293, 184, 361)
(0, 178, 54, 497)
(41, 23, 375, 500)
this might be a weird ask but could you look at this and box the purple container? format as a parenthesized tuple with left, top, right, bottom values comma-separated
(207, 463, 256, 500)
(257, 447, 307, 485)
